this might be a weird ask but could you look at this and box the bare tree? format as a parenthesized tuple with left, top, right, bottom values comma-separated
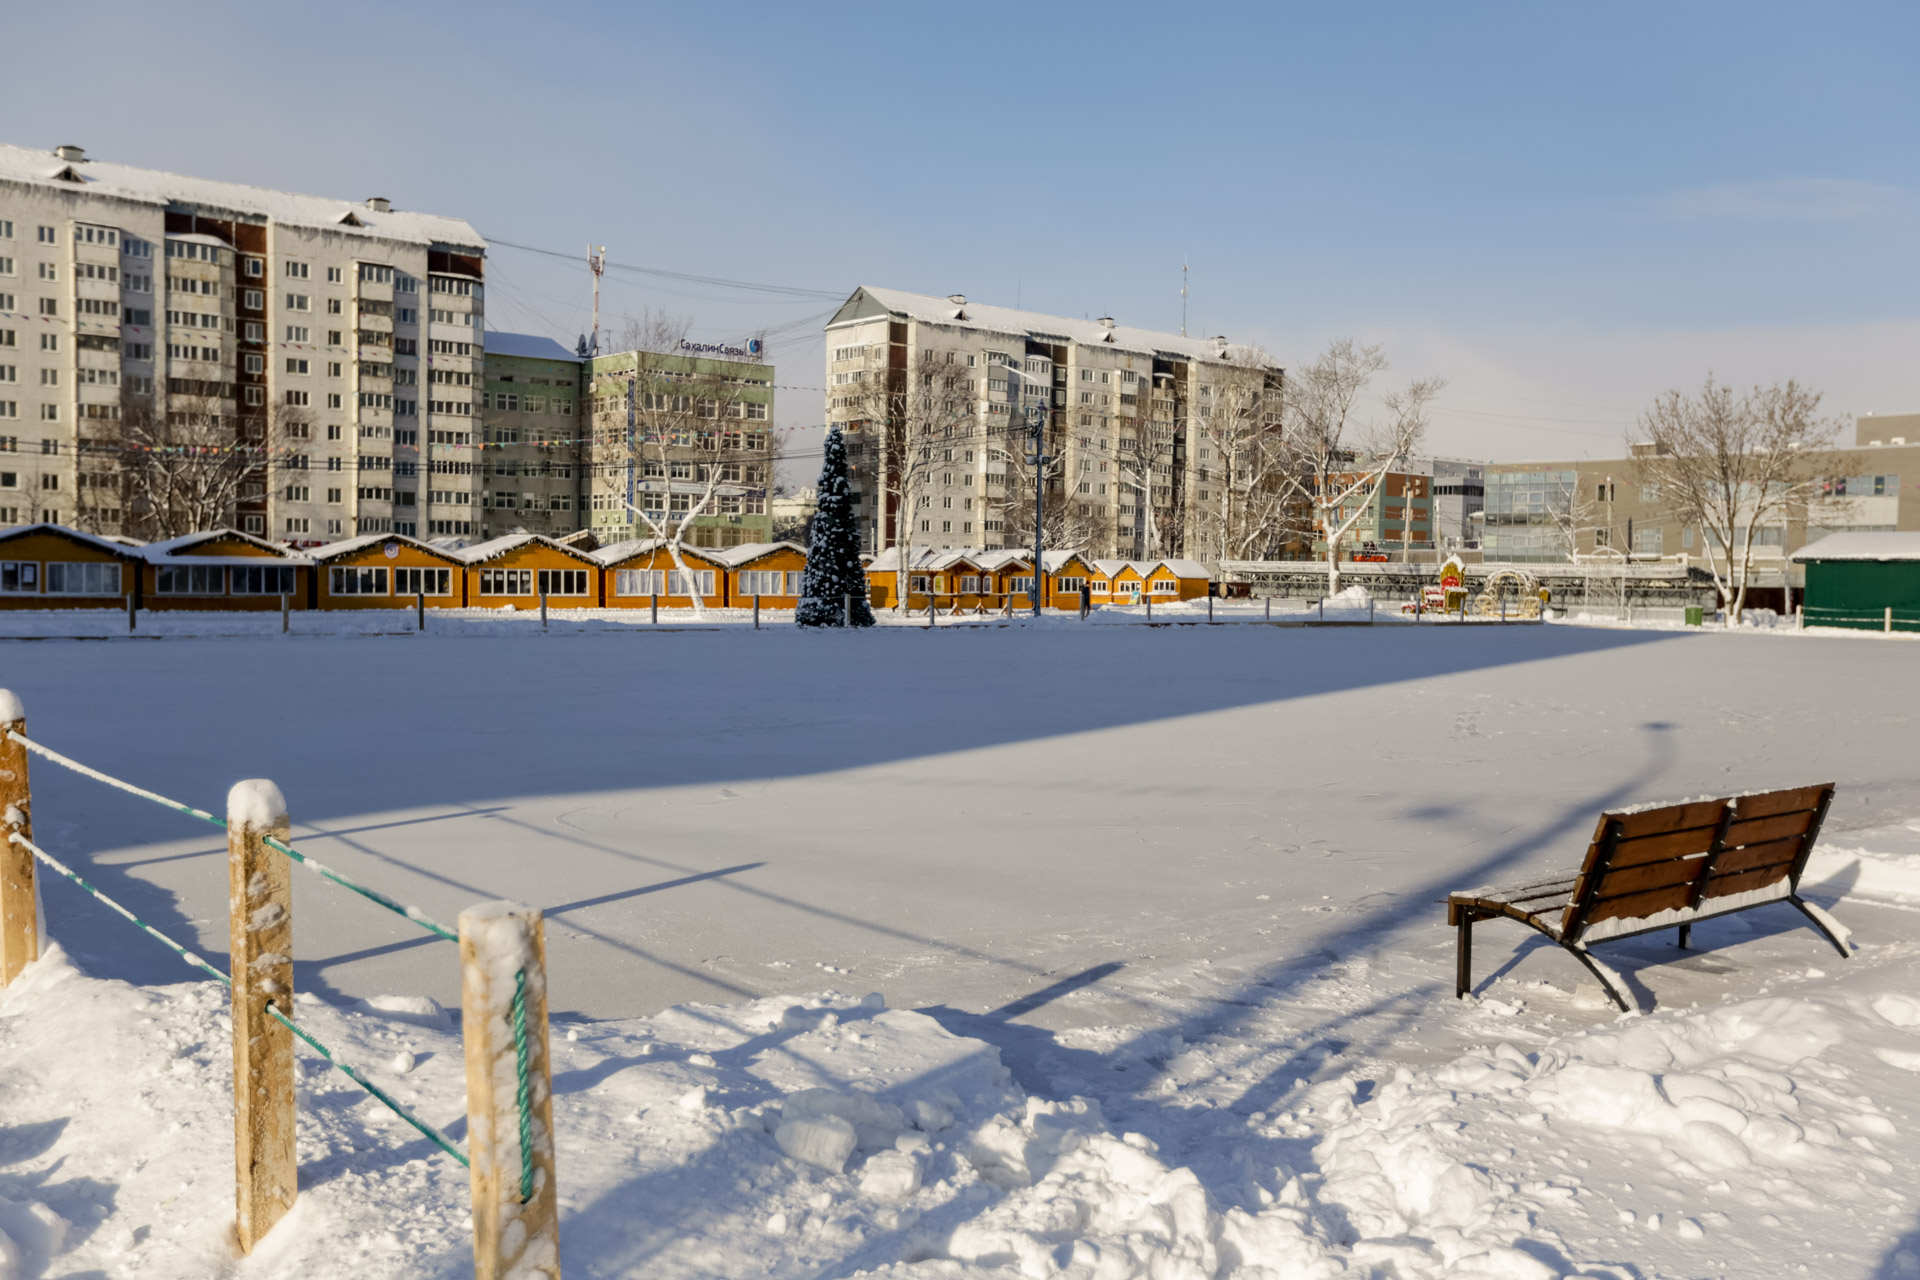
(1550, 475, 1605, 562)
(1274, 339, 1442, 595)
(1188, 351, 1292, 562)
(592, 310, 774, 617)
(988, 409, 1097, 557)
(1633, 375, 1845, 621)
(116, 387, 262, 540)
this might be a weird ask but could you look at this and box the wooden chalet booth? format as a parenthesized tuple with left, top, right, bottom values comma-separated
(139, 530, 311, 612)
(1090, 560, 1147, 604)
(458, 534, 600, 611)
(713, 542, 807, 608)
(307, 534, 467, 610)
(1150, 559, 1212, 601)
(1041, 552, 1096, 611)
(592, 539, 727, 610)
(0, 524, 144, 611)
(975, 551, 1035, 610)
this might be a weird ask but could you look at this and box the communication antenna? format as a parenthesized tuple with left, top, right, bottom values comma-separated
(1181, 258, 1188, 338)
(587, 244, 607, 355)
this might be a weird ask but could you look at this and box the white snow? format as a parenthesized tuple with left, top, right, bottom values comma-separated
(0, 688, 22, 726)
(225, 778, 287, 830)
(0, 624, 1916, 1277)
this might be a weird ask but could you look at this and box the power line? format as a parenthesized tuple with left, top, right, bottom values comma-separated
(484, 237, 843, 303)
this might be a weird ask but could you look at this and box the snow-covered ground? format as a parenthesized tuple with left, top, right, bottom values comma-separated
(0, 623, 1916, 1277)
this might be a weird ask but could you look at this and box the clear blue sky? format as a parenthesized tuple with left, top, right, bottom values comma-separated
(6, 1, 1916, 461)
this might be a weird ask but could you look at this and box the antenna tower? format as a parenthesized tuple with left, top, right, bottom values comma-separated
(587, 244, 607, 354)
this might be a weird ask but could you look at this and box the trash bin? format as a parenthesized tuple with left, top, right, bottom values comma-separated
(1684, 606, 1704, 627)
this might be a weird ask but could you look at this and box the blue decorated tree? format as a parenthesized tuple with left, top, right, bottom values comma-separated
(797, 425, 876, 627)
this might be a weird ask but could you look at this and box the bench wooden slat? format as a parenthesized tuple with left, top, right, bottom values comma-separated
(1606, 825, 1722, 869)
(1734, 784, 1833, 821)
(1591, 855, 1707, 899)
(1711, 836, 1804, 877)
(1602, 799, 1728, 841)
(1586, 882, 1696, 924)
(1704, 862, 1796, 899)
(1724, 810, 1814, 848)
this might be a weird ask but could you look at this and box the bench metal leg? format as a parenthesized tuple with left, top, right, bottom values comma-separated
(1456, 914, 1473, 999)
(1676, 922, 1691, 949)
(1788, 895, 1851, 959)
(1564, 944, 1634, 1013)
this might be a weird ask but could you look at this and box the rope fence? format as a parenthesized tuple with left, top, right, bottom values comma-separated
(0, 695, 558, 1278)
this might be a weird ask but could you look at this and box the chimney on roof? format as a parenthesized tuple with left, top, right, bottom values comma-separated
(947, 294, 965, 306)
(54, 144, 85, 162)
(1097, 316, 1114, 328)
(367, 196, 391, 212)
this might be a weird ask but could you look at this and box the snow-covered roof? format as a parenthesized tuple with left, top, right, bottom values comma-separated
(1154, 559, 1212, 579)
(1090, 559, 1134, 578)
(706, 542, 806, 568)
(589, 538, 723, 568)
(0, 144, 485, 249)
(0, 522, 145, 558)
(1789, 532, 1920, 562)
(1041, 550, 1091, 572)
(974, 550, 1031, 571)
(143, 529, 304, 561)
(458, 533, 598, 565)
(484, 331, 580, 363)
(304, 532, 460, 564)
(828, 286, 1276, 367)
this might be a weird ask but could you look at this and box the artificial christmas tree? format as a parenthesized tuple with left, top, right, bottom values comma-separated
(796, 425, 876, 628)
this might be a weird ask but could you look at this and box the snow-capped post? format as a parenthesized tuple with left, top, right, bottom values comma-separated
(0, 690, 36, 987)
(459, 901, 561, 1280)
(796, 425, 874, 628)
(540, 591, 548, 630)
(227, 778, 295, 1253)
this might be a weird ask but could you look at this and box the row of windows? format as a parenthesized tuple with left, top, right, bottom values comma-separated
(0, 560, 121, 594)
(612, 568, 718, 597)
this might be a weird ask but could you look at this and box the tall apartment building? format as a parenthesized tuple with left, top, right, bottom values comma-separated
(582, 346, 776, 548)
(823, 287, 1283, 562)
(0, 142, 485, 542)
(479, 332, 583, 538)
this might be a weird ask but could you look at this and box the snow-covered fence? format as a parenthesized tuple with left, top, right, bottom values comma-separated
(0, 690, 561, 1276)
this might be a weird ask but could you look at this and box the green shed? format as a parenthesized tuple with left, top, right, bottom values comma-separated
(1790, 532, 1920, 633)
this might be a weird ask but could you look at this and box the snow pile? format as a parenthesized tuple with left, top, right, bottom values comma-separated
(0, 687, 23, 726)
(1328, 584, 1373, 604)
(226, 778, 287, 830)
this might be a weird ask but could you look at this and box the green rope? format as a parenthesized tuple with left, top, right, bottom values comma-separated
(511, 967, 535, 1203)
(12, 831, 469, 1170)
(6, 729, 458, 943)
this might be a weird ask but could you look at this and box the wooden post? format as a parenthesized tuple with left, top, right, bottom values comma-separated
(417, 591, 426, 631)
(281, 593, 290, 634)
(753, 594, 760, 630)
(227, 779, 295, 1253)
(460, 902, 562, 1280)
(127, 590, 136, 632)
(540, 592, 548, 629)
(651, 592, 658, 625)
(1207, 594, 1214, 624)
(0, 691, 37, 987)
(842, 593, 851, 626)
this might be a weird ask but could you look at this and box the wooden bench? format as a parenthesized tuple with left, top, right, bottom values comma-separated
(1447, 784, 1847, 1011)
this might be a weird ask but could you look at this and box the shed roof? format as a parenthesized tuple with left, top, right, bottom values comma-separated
(0, 523, 145, 559)
(484, 331, 581, 362)
(143, 529, 308, 562)
(458, 533, 599, 565)
(1154, 559, 1213, 579)
(1789, 532, 1920, 562)
(589, 538, 723, 568)
(707, 542, 807, 568)
(304, 533, 462, 565)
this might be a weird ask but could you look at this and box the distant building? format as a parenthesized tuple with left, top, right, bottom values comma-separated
(0, 140, 486, 543)
(480, 333, 582, 539)
(823, 286, 1283, 562)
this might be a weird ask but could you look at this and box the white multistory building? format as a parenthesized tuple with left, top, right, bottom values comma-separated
(0, 142, 485, 542)
(823, 287, 1284, 562)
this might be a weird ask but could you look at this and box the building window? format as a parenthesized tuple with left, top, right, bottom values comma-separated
(479, 568, 533, 596)
(615, 568, 666, 596)
(328, 566, 388, 595)
(154, 564, 224, 595)
(536, 569, 589, 597)
(232, 566, 297, 595)
(667, 569, 715, 596)
(285, 262, 309, 279)
(394, 567, 451, 596)
(46, 561, 125, 596)
(0, 561, 39, 593)
(285, 293, 310, 311)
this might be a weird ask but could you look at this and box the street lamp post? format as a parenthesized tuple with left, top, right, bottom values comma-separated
(1002, 365, 1052, 618)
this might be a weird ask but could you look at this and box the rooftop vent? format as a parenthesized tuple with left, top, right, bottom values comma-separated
(1895, 437, 1909, 446)
(947, 294, 965, 306)
(54, 145, 86, 162)
(1097, 316, 1114, 328)
(367, 196, 391, 212)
